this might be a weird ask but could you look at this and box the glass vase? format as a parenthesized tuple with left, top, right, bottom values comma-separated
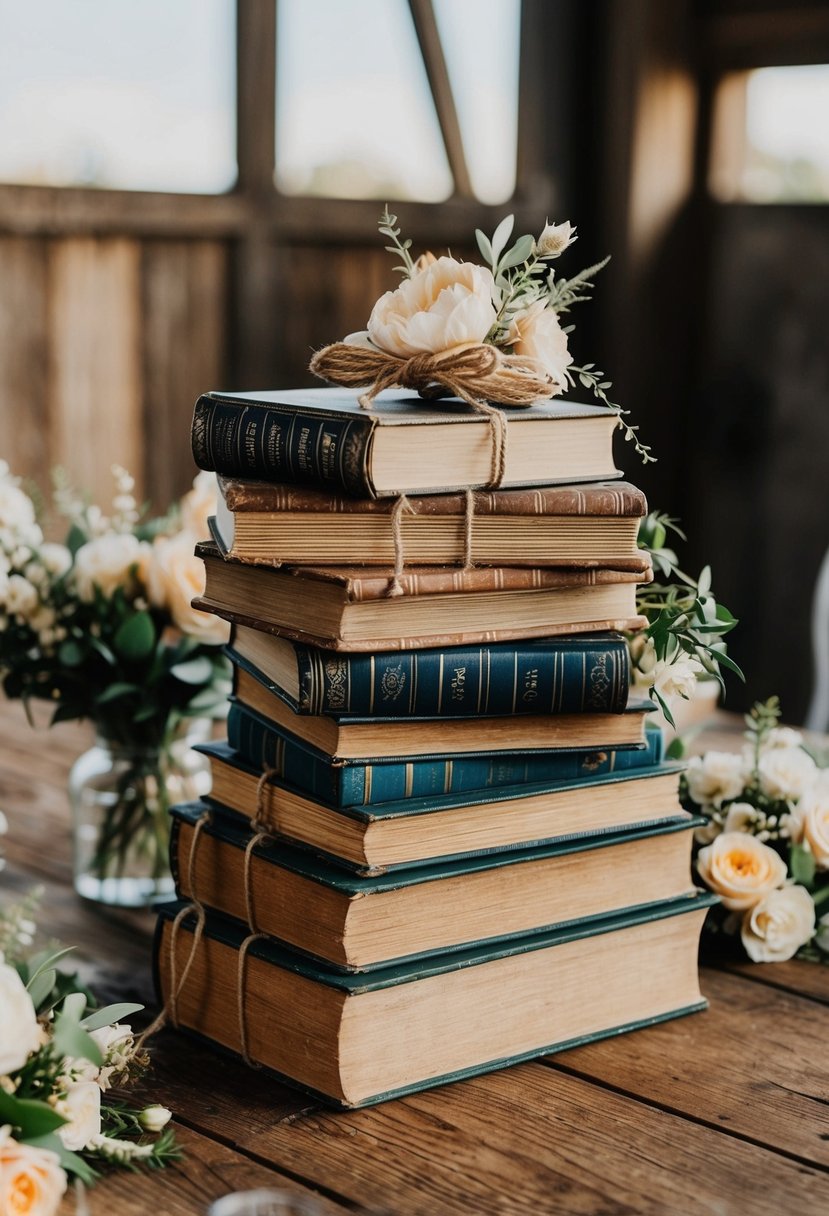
(69, 719, 212, 907)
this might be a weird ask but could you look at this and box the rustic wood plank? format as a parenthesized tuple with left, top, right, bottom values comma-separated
(722, 958, 829, 1006)
(57, 1123, 349, 1216)
(47, 238, 144, 506)
(545, 967, 829, 1167)
(141, 240, 228, 509)
(408, 0, 473, 197)
(0, 237, 50, 492)
(173, 1063, 829, 1215)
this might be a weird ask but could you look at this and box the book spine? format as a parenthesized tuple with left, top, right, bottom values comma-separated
(227, 705, 663, 808)
(191, 396, 374, 496)
(296, 637, 630, 717)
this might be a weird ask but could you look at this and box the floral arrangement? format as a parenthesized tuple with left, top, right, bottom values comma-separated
(310, 207, 652, 460)
(0, 887, 179, 1214)
(682, 698, 829, 963)
(0, 462, 229, 894)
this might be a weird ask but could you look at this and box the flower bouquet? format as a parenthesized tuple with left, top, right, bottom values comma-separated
(0, 887, 180, 1214)
(682, 698, 829, 962)
(0, 462, 229, 905)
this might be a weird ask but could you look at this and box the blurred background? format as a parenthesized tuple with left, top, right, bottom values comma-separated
(0, 0, 827, 718)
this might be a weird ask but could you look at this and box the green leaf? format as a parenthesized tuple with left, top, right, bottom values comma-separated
(114, 611, 156, 661)
(65, 523, 88, 556)
(95, 681, 141, 705)
(170, 656, 215, 685)
(475, 228, 494, 266)
(666, 736, 686, 760)
(53, 998, 103, 1066)
(490, 214, 514, 263)
(61, 991, 87, 1021)
(791, 843, 817, 887)
(51, 702, 82, 726)
(27, 969, 56, 1010)
(81, 1001, 143, 1031)
(0, 1091, 68, 1139)
(499, 233, 534, 270)
(58, 640, 84, 667)
(25, 1133, 98, 1184)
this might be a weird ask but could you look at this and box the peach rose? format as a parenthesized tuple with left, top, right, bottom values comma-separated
(180, 471, 218, 540)
(696, 832, 787, 911)
(506, 300, 572, 391)
(796, 790, 829, 870)
(741, 885, 815, 962)
(365, 256, 497, 358)
(0, 1128, 66, 1216)
(145, 531, 229, 646)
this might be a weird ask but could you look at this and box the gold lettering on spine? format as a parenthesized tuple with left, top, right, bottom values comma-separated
(369, 656, 375, 716)
(437, 654, 444, 713)
(404, 763, 413, 798)
(444, 760, 453, 794)
(364, 765, 372, 804)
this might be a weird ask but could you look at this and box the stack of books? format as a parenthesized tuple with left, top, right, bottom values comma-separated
(155, 388, 715, 1109)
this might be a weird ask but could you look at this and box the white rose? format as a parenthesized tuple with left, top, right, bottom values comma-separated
(723, 801, 759, 833)
(685, 752, 748, 809)
(366, 256, 497, 358)
(693, 817, 722, 845)
(89, 1021, 135, 1089)
(696, 832, 787, 911)
(5, 574, 39, 620)
(741, 884, 815, 962)
(764, 726, 804, 751)
(138, 1104, 172, 1133)
(535, 219, 576, 257)
(0, 480, 36, 531)
(758, 747, 817, 801)
(73, 533, 146, 602)
(180, 471, 218, 539)
(653, 655, 704, 702)
(57, 1080, 102, 1151)
(0, 960, 42, 1074)
(145, 531, 229, 645)
(507, 300, 572, 390)
(0, 1126, 67, 1216)
(38, 543, 72, 579)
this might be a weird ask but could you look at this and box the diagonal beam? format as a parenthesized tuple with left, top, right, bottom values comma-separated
(408, 0, 474, 198)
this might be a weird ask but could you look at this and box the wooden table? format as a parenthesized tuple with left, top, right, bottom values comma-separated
(2, 704, 828, 1216)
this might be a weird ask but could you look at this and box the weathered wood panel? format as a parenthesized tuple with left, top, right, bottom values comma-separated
(47, 238, 144, 506)
(141, 240, 229, 509)
(0, 237, 50, 486)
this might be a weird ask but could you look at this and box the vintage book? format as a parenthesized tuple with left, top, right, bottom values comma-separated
(228, 626, 631, 720)
(231, 658, 637, 761)
(155, 893, 716, 1107)
(218, 703, 654, 807)
(210, 479, 649, 567)
(191, 388, 622, 498)
(201, 746, 682, 874)
(171, 804, 702, 971)
(195, 541, 649, 651)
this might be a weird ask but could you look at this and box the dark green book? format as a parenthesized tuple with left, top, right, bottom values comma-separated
(200, 742, 684, 874)
(154, 892, 716, 1107)
(170, 802, 702, 971)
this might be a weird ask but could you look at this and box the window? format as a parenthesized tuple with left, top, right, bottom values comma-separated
(0, 0, 236, 193)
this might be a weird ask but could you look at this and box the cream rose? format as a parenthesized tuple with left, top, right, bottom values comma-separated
(758, 747, 817, 801)
(507, 300, 572, 390)
(73, 533, 146, 602)
(740, 884, 815, 962)
(696, 832, 787, 911)
(145, 531, 229, 645)
(0, 1127, 66, 1216)
(685, 751, 748, 809)
(796, 792, 829, 870)
(180, 471, 218, 539)
(4, 575, 38, 620)
(38, 543, 72, 580)
(366, 256, 497, 358)
(0, 960, 42, 1074)
(652, 655, 704, 702)
(723, 801, 758, 833)
(57, 1080, 102, 1152)
(764, 726, 804, 751)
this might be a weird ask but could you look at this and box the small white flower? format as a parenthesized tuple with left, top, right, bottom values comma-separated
(741, 884, 815, 963)
(758, 747, 817, 802)
(57, 1080, 102, 1151)
(685, 751, 748, 809)
(535, 219, 577, 257)
(5, 574, 39, 620)
(38, 543, 72, 579)
(763, 726, 804, 751)
(138, 1104, 172, 1133)
(0, 960, 42, 1074)
(0, 479, 36, 532)
(723, 801, 759, 833)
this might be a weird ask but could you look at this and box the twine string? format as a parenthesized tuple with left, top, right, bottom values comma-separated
(236, 931, 267, 1069)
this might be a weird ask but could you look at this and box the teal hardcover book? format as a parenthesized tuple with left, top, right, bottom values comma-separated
(169, 801, 703, 971)
(154, 892, 717, 1108)
(200, 740, 683, 874)
(222, 700, 655, 807)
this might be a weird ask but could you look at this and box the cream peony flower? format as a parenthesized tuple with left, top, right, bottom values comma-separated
(180, 471, 218, 540)
(507, 300, 572, 391)
(535, 219, 576, 257)
(0, 960, 42, 1074)
(145, 531, 229, 645)
(366, 256, 497, 358)
(758, 747, 817, 802)
(685, 751, 748, 809)
(73, 533, 147, 602)
(57, 1080, 101, 1151)
(740, 884, 815, 962)
(0, 1127, 66, 1216)
(696, 832, 787, 911)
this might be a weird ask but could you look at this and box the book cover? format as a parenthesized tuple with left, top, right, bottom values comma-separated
(227, 631, 631, 719)
(191, 388, 622, 498)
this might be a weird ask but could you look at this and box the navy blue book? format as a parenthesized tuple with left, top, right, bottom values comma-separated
(218, 701, 659, 808)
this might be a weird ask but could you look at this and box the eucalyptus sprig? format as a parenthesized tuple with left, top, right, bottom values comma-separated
(378, 206, 416, 278)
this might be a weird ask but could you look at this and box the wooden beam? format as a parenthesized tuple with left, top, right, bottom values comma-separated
(237, 0, 277, 195)
(408, 0, 474, 198)
(0, 184, 247, 238)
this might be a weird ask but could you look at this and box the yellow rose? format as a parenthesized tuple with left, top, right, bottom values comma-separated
(741, 885, 815, 962)
(0, 1128, 66, 1216)
(145, 531, 229, 646)
(696, 832, 787, 911)
(366, 256, 497, 358)
(506, 300, 572, 391)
